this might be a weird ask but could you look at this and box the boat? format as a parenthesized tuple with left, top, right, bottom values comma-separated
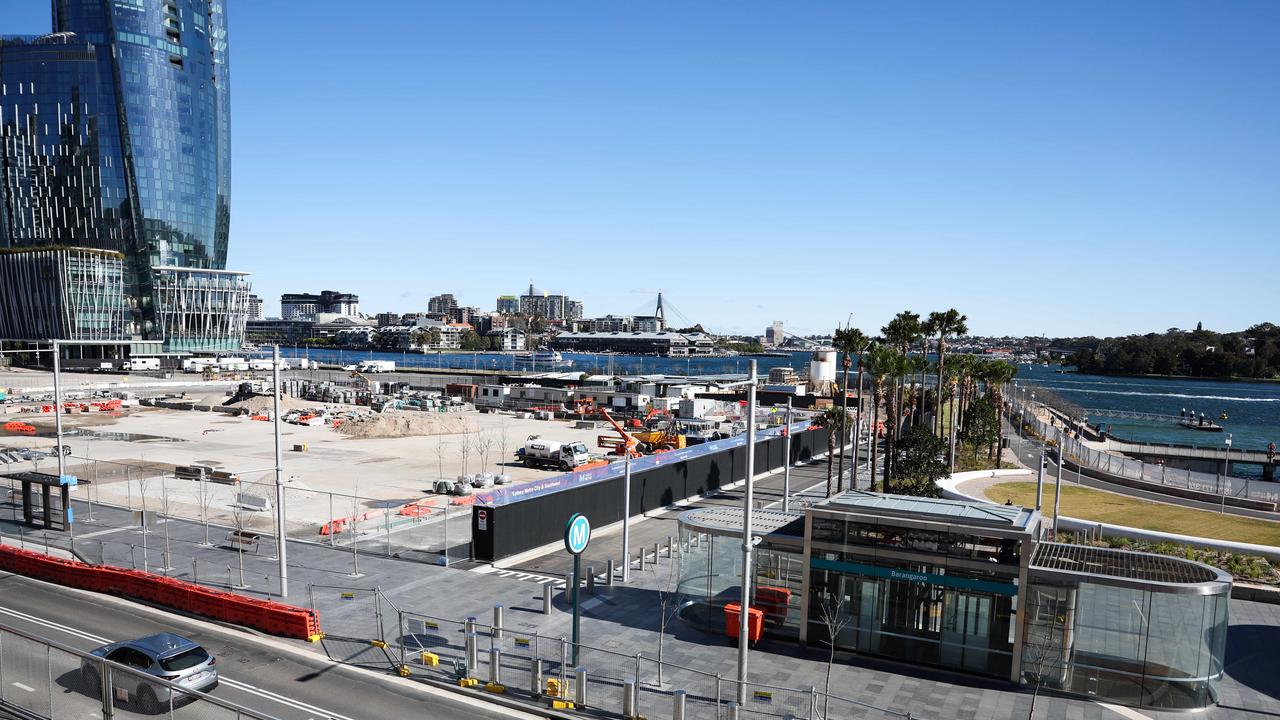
(514, 350, 573, 370)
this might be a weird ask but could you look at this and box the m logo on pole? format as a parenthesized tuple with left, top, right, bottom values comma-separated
(564, 513, 591, 555)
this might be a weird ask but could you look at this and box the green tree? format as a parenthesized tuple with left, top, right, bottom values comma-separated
(890, 425, 947, 498)
(818, 406, 851, 497)
(926, 309, 968, 437)
(960, 395, 1001, 460)
(832, 326, 870, 492)
(864, 343, 898, 493)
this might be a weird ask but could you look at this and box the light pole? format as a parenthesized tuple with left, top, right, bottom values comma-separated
(782, 398, 792, 511)
(272, 346, 289, 596)
(736, 361, 758, 705)
(621, 438, 633, 583)
(52, 341, 65, 483)
(1221, 434, 1232, 514)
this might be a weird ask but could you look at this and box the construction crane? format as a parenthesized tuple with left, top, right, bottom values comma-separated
(597, 409, 642, 458)
(349, 370, 371, 389)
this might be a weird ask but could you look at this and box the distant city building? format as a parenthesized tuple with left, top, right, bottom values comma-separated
(245, 319, 313, 347)
(549, 331, 714, 357)
(246, 295, 265, 321)
(518, 283, 581, 321)
(375, 312, 401, 327)
(428, 293, 458, 315)
(281, 291, 359, 320)
(635, 316, 663, 332)
(488, 327, 526, 351)
(496, 295, 520, 314)
(0, 2, 244, 356)
(766, 321, 785, 346)
(590, 315, 634, 333)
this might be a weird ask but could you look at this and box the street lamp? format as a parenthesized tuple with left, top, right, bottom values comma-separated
(736, 360, 758, 705)
(1221, 434, 1232, 514)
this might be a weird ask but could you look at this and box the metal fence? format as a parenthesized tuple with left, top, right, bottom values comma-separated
(308, 585, 921, 720)
(0, 622, 280, 720)
(1010, 400, 1280, 505)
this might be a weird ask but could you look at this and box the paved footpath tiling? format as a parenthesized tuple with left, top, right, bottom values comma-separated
(3, 454, 1279, 720)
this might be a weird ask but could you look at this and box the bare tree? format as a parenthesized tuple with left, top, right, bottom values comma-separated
(476, 432, 495, 475)
(435, 440, 450, 482)
(196, 471, 216, 545)
(1022, 589, 1068, 720)
(459, 433, 472, 477)
(654, 553, 683, 687)
(498, 417, 509, 471)
(815, 594, 852, 719)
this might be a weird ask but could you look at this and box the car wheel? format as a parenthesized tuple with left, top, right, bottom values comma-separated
(81, 668, 101, 697)
(136, 685, 160, 715)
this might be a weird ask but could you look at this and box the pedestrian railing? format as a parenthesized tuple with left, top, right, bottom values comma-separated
(308, 585, 923, 720)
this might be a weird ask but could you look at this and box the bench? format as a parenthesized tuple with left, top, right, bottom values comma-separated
(225, 530, 261, 554)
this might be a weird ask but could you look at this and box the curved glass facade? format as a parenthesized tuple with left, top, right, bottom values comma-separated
(54, 0, 231, 269)
(2, 3, 243, 351)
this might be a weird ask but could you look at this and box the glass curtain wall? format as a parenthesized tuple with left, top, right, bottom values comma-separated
(1022, 579, 1229, 710)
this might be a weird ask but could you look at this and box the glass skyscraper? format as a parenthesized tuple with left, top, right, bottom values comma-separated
(1, 0, 247, 354)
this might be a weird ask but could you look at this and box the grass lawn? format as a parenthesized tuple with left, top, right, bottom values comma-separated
(984, 481, 1280, 547)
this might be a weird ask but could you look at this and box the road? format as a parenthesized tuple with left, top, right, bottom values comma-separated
(1002, 419, 1280, 522)
(0, 571, 528, 720)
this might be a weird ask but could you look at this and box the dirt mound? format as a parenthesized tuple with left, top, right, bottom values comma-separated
(229, 394, 328, 415)
(337, 411, 476, 439)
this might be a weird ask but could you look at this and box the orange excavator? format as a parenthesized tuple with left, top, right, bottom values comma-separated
(597, 408, 642, 458)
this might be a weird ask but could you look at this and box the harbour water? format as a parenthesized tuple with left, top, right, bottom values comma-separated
(1017, 364, 1279, 453)
(278, 347, 1279, 453)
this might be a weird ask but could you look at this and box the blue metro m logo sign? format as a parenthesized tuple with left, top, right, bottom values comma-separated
(564, 513, 591, 555)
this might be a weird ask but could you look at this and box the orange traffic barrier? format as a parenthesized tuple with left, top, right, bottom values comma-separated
(0, 544, 320, 640)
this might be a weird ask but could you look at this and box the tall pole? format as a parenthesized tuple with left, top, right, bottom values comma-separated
(1053, 440, 1064, 537)
(736, 361, 757, 705)
(52, 341, 65, 481)
(1035, 444, 1045, 512)
(782, 398, 792, 512)
(621, 447, 633, 582)
(273, 346, 288, 597)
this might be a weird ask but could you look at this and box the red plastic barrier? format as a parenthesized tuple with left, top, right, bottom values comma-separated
(0, 545, 320, 640)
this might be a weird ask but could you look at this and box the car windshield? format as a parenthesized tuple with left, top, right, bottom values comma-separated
(572, 443, 587, 454)
(159, 647, 209, 672)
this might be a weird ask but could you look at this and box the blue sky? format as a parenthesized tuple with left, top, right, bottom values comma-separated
(9, 2, 1278, 337)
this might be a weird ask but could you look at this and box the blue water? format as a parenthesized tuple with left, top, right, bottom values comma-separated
(1016, 365, 1280, 453)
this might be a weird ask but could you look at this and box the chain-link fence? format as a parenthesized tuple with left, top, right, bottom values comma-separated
(305, 585, 923, 720)
(1009, 400, 1280, 505)
(0, 622, 280, 720)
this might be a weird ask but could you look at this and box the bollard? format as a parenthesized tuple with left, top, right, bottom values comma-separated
(667, 535, 674, 558)
(726, 701, 740, 720)
(574, 667, 588, 706)
(606, 558, 615, 586)
(464, 633, 479, 677)
(493, 604, 505, 640)
(543, 583, 554, 615)
(672, 689, 686, 720)
(489, 648, 502, 685)
(565, 573, 574, 594)
(652, 542, 659, 567)
(586, 566, 595, 594)
(622, 680, 637, 718)
(465, 616, 476, 637)
(530, 659, 543, 696)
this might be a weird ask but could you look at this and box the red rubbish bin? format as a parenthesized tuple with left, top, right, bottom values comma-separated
(724, 602, 764, 644)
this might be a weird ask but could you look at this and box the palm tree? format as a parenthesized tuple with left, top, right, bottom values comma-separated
(864, 343, 895, 492)
(818, 406, 849, 497)
(832, 326, 869, 492)
(927, 309, 968, 437)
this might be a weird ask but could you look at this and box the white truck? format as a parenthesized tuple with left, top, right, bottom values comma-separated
(516, 436, 591, 471)
(357, 360, 396, 373)
(121, 358, 160, 372)
(248, 359, 274, 371)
